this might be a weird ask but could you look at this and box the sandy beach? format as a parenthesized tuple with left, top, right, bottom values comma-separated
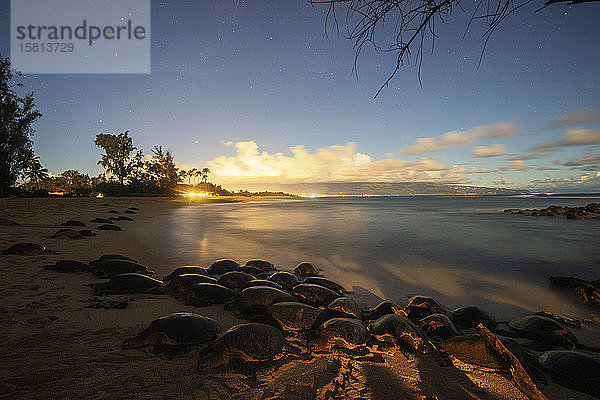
(0, 197, 597, 400)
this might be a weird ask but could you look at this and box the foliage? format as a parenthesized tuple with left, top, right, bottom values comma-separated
(0, 55, 42, 196)
(24, 155, 49, 190)
(94, 131, 137, 186)
(144, 146, 180, 194)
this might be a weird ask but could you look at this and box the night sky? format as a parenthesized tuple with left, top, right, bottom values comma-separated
(1, 0, 599, 191)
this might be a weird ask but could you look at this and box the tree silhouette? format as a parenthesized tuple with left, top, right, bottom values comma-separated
(189, 168, 198, 185)
(0, 55, 42, 196)
(201, 167, 210, 193)
(25, 155, 49, 190)
(147, 146, 179, 193)
(310, 0, 598, 97)
(94, 131, 137, 186)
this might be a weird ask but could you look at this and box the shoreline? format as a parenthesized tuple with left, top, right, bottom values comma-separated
(0, 197, 597, 399)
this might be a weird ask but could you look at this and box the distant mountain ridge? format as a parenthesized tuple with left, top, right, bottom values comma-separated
(230, 182, 529, 196)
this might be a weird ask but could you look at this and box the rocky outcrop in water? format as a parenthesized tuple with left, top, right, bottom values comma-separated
(504, 203, 600, 220)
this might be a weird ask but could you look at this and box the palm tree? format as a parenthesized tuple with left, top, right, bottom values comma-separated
(201, 167, 210, 193)
(194, 169, 201, 187)
(25, 156, 49, 190)
(189, 168, 198, 185)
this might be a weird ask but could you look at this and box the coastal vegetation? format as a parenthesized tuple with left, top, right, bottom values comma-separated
(0, 56, 42, 197)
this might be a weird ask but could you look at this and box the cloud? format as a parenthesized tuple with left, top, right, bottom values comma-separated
(402, 122, 517, 155)
(536, 166, 560, 171)
(560, 150, 600, 168)
(527, 172, 600, 191)
(500, 160, 529, 171)
(472, 144, 507, 158)
(493, 176, 513, 186)
(531, 129, 600, 154)
(547, 109, 600, 129)
(207, 141, 488, 185)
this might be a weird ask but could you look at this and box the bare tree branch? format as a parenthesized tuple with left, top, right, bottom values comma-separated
(309, 0, 598, 97)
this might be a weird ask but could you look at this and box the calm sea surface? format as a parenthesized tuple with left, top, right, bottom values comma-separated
(133, 196, 600, 320)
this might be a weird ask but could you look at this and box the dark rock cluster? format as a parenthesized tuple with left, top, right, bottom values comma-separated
(504, 203, 600, 220)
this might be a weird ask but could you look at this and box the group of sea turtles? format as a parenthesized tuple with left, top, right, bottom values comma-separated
(35, 252, 600, 398)
(3, 211, 600, 398)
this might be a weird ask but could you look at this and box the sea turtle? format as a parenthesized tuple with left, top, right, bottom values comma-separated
(419, 314, 461, 340)
(163, 266, 208, 281)
(363, 300, 407, 320)
(52, 228, 83, 239)
(451, 306, 497, 330)
(117, 216, 134, 221)
(268, 271, 300, 290)
(89, 254, 138, 266)
(224, 286, 297, 315)
(61, 220, 86, 227)
(533, 311, 582, 329)
(107, 209, 120, 214)
(538, 350, 600, 398)
(294, 262, 319, 277)
(238, 265, 265, 277)
(97, 224, 121, 231)
(367, 314, 430, 354)
(166, 274, 218, 297)
(243, 279, 284, 290)
(439, 334, 519, 371)
(122, 313, 221, 353)
(44, 259, 89, 272)
(292, 283, 340, 307)
(303, 277, 346, 295)
(255, 272, 273, 280)
(124, 210, 136, 214)
(78, 229, 97, 237)
(244, 259, 275, 272)
(127, 207, 139, 211)
(549, 276, 594, 287)
(109, 217, 120, 221)
(2, 242, 49, 255)
(509, 315, 581, 350)
(207, 259, 239, 275)
(91, 218, 113, 224)
(311, 318, 371, 351)
(405, 295, 447, 319)
(89, 258, 154, 278)
(217, 271, 255, 290)
(197, 323, 284, 370)
(327, 296, 363, 319)
(183, 283, 238, 307)
(267, 301, 325, 331)
(91, 273, 164, 295)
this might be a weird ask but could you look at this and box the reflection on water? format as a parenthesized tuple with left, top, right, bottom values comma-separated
(132, 196, 600, 320)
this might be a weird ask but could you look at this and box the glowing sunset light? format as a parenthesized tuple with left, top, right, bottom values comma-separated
(180, 192, 211, 198)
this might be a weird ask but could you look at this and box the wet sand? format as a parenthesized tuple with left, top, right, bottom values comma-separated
(0, 197, 596, 399)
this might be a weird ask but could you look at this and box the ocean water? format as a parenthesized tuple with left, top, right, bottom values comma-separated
(133, 196, 600, 320)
